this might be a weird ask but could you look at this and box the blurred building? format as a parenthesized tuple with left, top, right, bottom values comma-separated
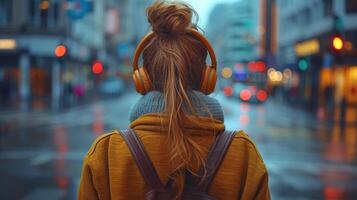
(206, 0, 260, 68)
(277, 0, 357, 123)
(110, 0, 151, 77)
(206, 3, 230, 68)
(0, 0, 149, 110)
(259, 0, 278, 66)
(116, 0, 151, 42)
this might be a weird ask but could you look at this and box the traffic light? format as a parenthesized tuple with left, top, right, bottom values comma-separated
(332, 35, 344, 51)
(330, 14, 344, 64)
(298, 59, 308, 71)
(54, 44, 67, 58)
(92, 60, 103, 74)
(40, 0, 50, 10)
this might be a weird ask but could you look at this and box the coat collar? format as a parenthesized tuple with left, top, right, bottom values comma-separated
(129, 113, 225, 135)
(129, 90, 224, 123)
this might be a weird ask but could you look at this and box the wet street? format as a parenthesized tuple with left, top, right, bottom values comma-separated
(1, 91, 357, 200)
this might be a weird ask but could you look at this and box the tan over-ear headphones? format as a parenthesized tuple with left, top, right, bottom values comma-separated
(132, 29, 218, 95)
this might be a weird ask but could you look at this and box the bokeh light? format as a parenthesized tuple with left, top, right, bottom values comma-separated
(333, 36, 344, 50)
(221, 67, 233, 79)
(92, 61, 103, 74)
(54, 45, 67, 58)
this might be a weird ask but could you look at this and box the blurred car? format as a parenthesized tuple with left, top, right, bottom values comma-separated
(99, 77, 125, 96)
(223, 82, 268, 103)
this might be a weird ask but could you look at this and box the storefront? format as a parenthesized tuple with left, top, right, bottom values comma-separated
(0, 52, 64, 109)
(0, 35, 93, 110)
(319, 66, 357, 124)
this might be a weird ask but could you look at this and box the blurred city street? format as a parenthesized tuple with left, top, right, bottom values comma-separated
(0, 91, 356, 200)
(1, 0, 357, 199)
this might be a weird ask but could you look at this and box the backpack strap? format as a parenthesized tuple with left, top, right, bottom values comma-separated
(195, 130, 237, 192)
(119, 129, 164, 190)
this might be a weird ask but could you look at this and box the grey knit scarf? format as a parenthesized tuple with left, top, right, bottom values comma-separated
(129, 91, 224, 122)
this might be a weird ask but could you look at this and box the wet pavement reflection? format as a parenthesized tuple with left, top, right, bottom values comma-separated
(1, 92, 357, 199)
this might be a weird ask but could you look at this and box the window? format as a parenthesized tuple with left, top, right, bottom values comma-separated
(346, 0, 357, 14)
(323, 0, 333, 16)
(53, 2, 59, 25)
(289, 14, 298, 25)
(301, 8, 312, 25)
(28, 0, 38, 26)
(0, 0, 12, 26)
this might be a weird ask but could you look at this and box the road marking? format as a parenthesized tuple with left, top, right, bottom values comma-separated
(31, 153, 52, 166)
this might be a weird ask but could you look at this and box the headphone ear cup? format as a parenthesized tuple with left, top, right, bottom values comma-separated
(138, 67, 152, 93)
(133, 67, 152, 95)
(199, 65, 211, 94)
(133, 69, 145, 94)
(206, 68, 217, 94)
(199, 65, 217, 95)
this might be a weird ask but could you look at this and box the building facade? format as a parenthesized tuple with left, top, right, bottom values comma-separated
(0, 0, 149, 110)
(207, 0, 260, 68)
(277, 0, 357, 122)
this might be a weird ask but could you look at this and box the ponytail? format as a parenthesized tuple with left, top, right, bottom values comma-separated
(144, 1, 210, 198)
(163, 49, 207, 196)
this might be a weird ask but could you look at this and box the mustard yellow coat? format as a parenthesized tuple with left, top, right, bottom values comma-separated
(78, 114, 270, 200)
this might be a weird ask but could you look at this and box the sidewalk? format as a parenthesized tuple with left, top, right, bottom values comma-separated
(0, 90, 129, 114)
(270, 92, 357, 130)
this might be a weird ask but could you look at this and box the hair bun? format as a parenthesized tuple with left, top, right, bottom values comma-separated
(147, 1, 194, 35)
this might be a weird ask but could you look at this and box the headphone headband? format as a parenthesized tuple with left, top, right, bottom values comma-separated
(132, 29, 217, 70)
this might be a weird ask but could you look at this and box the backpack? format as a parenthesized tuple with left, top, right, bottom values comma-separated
(119, 129, 236, 200)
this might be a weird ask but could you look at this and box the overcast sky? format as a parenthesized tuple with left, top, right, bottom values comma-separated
(183, 0, 240, 28)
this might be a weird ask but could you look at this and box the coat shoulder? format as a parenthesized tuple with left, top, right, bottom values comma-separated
(231, 130, 266, 164)
(86, 130, 124, 157)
